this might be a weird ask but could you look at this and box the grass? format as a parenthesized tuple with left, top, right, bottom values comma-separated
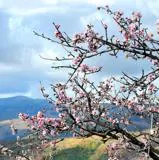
(42, 136, 109, 160)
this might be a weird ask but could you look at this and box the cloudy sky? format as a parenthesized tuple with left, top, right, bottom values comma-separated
(0, 0, 159, 98)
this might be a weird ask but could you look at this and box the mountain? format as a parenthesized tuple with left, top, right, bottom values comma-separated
(0, 96, 57, 121)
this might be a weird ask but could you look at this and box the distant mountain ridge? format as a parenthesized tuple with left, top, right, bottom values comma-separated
(0, 96, 56, 120)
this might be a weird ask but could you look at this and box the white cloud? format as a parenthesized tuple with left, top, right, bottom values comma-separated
(8, 17, 23, 31)
(87, 0, 115, 6)
(39, 0, 58, 5)
(0, 0, 2, 7)
(135, 0, 159, 17)
(33, 49, 69, 80)
(80, 12, 104, 26)
(24, 48, 68, 81)
(0, 0, 71, 16)
(30, 49, 59, 69)
(7, 6, 69, 16)
(0, 0, 116, 16)
(146, 0, 159, 17)
(1, 0, 158, 17)
(80, 11, 112, 28)
(0, 92, 32, 98)
(0, 63, 22, 73)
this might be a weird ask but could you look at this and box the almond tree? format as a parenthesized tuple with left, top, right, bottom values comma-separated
(17, 6, 159, 160)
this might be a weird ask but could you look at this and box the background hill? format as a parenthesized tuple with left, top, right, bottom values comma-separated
(0, 96, 56, 120)
(0, 96, 57, 143)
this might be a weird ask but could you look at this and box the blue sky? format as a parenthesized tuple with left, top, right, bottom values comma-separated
(0, 0, 159, 98)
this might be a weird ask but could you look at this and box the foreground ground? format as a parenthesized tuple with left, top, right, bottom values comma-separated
(1, 134, 159, 160)
(42, 136, 107, 160)
(1, 119, 158, 160)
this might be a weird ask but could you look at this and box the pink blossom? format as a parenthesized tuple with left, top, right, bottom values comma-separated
(42, 130, 47, 136)
(156, 19, 159, 34)
(50, 130, 56, 136)
(108, 117, 113, 123)
(18, 113, 28, 121)
(79, 92, 85, 98)
(59, 113, 65, 118)
(50, 141, 56, 148)
(128, 23, 136, 32)
(75, 117, 80, 123)
(101, 21, 108, 29)
(45, 118, 54, 123)
(73, 56, 82, 65)
(54, 31, 62, 39)
(123, 31, 130, 42)
(38, 118, 45, 128)
(145, 32, 153, 40)
(92, 109, 99, 116)
(132, 11, 142, 21)
(101, 112, 106, 118)
(37, 111, 43, 119)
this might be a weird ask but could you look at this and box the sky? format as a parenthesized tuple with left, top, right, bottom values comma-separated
(0, 0, 159, 98)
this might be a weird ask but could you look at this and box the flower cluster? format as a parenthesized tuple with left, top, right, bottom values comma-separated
(73, 55, 82, 65)
(72, 25, 103, 52)
(79, 64, 101, 73)
(19, 111, 68, 139)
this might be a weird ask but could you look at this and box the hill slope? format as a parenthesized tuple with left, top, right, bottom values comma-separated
(0, 96, 56, 120)
(43, 136, 107, 160)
